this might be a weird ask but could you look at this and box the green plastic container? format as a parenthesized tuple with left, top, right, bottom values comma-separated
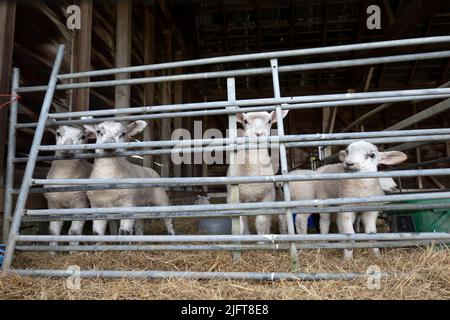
(388, 199, 450, 233)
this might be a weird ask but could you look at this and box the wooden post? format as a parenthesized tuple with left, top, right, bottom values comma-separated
(173, 51, 183, 179)
(70, 0, 92, 112)
(160, 29, 172, 178)
(0, 0, 16, 188)
(115, 0, 132, 110)
(184, 82, 194, 183)
(413, 104, 423, 189)
(143, 4, 156, 168)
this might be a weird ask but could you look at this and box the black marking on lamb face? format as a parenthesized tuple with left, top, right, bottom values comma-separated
(119, 229, 132, 236)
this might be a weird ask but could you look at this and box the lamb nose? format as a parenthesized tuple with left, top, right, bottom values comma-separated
(346, 162, 355, 167)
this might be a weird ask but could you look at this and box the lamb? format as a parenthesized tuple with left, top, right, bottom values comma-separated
(288, 141, 407, 259)
(44, 126, 93, 249)
(226, 110, 289, 235)
(83, 120, 175, 236)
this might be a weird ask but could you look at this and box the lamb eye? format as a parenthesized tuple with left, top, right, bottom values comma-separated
(96, 130, 102, 135)
(244, 120, 249, 125)
(369, 153, 375, 159)
(56, 132, 61, 137)
(120, 132, 126, 138)
(267, 120, 272, 125)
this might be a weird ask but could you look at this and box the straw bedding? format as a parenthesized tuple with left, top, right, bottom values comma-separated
(0, 218, 449, 300)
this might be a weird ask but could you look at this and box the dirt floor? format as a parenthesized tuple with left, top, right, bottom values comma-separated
(1, 218, 449, 300)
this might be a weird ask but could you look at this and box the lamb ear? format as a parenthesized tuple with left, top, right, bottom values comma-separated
(81, 117, 96, 135)
(46, 127, 56, 135)
(236, 113, 246, 124)
(83, 124, 97, 135)
(126, 120, 147, 137)
(379, 151, 407, 165)
(85, 130, 96, 140)
(339, 150, 347, 162)
(271, 110, 289, 123)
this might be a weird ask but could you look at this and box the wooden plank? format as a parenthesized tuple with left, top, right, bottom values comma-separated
(0, 0, 16, 189)
(143, 4, 156, 168)
(115, 0, 132, 109)
(70, 0, 92, 112)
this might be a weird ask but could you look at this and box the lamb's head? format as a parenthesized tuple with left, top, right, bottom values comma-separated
(53, 126, 90, 156)
(83, 120, 147, 155)
(236, 110, 289, 138)
(339, 141, 407, 172)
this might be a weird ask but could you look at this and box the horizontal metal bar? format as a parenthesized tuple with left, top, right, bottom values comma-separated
(20, 203, 450, 222)
(56, 36, 450, 80)
(15, 240, 447, 252)
(27, 135, 450, 164)
(28, 94, 450, 128)
(39, 87, 450, 121)
(16, 131, 450, 164)
(23, 192, 450, 216)
(16, 232, 450, 243)
(38, 127, 450, 152)
(32, 168, 450, 188)
(10, 269, 392, 281)
(17, 50, 450, 93)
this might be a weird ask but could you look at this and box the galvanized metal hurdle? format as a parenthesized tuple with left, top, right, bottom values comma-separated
(2, 36, 450, 280)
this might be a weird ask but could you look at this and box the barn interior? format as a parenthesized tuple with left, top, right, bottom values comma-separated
(1, 0, 450, 237)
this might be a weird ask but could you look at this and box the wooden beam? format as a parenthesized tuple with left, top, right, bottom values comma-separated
(156, 0, 190, 58)
(349, 0, 439, 89)
(413, 104, 423, 189)
(342, 81, 450, 133)
(427, 176, 446, 190)
(115, 0, 132, 109)
(386, 98, 450, 131)
(143, 3, 156, 168)
(160, 29, 173, 178)
(407, 4, 437, 87)
(0, 0, 16, 187)
(173, 51, 184, 179)
(70, 0, 92, 112)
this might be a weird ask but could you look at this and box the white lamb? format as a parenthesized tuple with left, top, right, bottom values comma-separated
(227, 110, 289, 235)
(288, 141, 407, 259)
(44, 126, 92, 249)
(83, 120, 175, 236)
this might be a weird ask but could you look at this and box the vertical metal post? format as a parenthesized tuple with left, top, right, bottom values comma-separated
(2, 68, 19, 242)
(1, 45, 65, 272)
(227, 77, 241, 263)
(270, 59, 300, 271)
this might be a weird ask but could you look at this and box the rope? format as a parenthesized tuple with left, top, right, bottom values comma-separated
(0, 93, 21, 111)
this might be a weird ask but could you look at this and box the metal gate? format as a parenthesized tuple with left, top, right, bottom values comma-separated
(2, 37, 450, 280)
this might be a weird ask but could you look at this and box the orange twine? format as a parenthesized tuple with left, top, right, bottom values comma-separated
(0, 94, 21, 110)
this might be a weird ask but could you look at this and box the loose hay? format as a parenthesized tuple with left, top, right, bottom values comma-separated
(1, 246, 449, 300)
(1, 219, 449, 299)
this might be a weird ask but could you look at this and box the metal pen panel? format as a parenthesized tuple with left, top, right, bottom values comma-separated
(2, 68, 19, 242)
(1, 45, 65, 273)
(227, 77, 242, 263)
